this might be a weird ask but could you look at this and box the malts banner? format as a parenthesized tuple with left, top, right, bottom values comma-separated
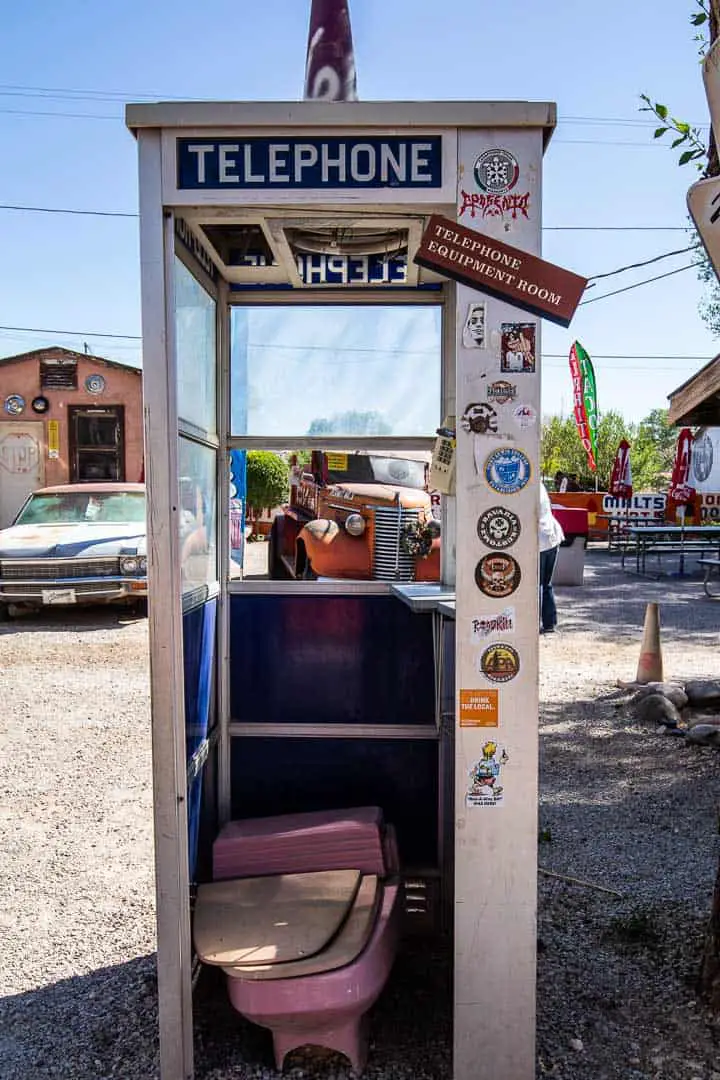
(569, 341, 598, 472)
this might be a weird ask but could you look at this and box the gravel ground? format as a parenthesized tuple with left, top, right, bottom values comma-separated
(1, 548, 720, 1079)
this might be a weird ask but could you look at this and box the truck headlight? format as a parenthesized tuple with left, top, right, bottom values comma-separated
(120, 556, 140, 573)
(345, 513, 366, 537)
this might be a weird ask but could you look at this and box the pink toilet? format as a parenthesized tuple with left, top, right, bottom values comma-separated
(192, 807, 401, 1072)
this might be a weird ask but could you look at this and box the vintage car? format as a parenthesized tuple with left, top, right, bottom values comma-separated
(268, 451, 441, 582)
(0, 482, 147, 615)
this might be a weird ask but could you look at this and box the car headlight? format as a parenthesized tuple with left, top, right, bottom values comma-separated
(138, 556, 147, 573)
(120, 556, 140, 574)
(344, 513, 366, 537)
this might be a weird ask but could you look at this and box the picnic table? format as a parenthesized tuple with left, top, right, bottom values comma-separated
(621, 523, 720, 578)
(597, 513, 663, 552)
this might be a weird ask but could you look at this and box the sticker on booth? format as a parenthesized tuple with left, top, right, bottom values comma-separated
(475, 553, 521, 598)
(477, 506, 521, 549)
(466, 741, 509, 808)
(470, 608, 515, 642)
(500, 323, 536, 373)
(461, 302, 487, 349)
(487, 380, 517, 405)
(484, 447, 531, 495)
(459, 689, 499, 728)
(479, 642, 520, 683)
(474, 149, 521, 195)
(326, 452, 348, 471)
(460, 402, 498, 436)
(512, 404, 537, 429)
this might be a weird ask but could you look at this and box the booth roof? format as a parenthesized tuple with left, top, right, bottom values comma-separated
(667, 353, 720, 427)
(124, 99, 557, 148)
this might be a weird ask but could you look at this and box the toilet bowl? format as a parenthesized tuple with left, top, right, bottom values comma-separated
(193, 808, 401, 1072)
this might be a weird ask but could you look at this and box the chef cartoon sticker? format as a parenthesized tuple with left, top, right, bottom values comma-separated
(466, 741, 509, 808)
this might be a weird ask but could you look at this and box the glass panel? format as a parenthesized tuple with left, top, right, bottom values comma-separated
(174, 256, 216, 435)
(179, 437, 217, 593)
(230, 304, 441, 437)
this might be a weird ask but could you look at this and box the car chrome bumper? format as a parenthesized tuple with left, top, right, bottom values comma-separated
(0, 576, 148, 604)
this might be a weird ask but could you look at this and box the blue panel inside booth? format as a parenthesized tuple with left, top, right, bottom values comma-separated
(230, 737, 438, 868)
(229, 594, 434, 725)
(184, 598, 217, 760)
(183, 597, 217, 880)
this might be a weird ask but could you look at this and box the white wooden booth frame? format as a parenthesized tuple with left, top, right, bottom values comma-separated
(129, 100, 555, 1080)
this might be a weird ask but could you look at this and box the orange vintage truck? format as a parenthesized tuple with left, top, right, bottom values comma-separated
(268, 450, 441, 582)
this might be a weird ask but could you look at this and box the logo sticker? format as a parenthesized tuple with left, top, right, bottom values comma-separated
(475, 553, 521, 598)
(500, 323, 536, 373)
(512, 404, 537, 429)
(459, 689, 499, 728)
(473, 149, 520, 195)
(461, 402, 498, 436)
(477, 506, 521, 549)
(693, 432, 714, 483)
(484, 447, 531, 494)
(462, 302, 487, 349)
(471, 608, 516, 641)
(466, 741, 509, 807)
(480, 643, 520, 683)
(487, 380, 517, 405)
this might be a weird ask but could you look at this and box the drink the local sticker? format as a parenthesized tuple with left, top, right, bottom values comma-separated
(459, 688, 499, 728)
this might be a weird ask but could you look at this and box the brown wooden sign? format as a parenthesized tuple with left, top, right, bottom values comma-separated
(414, 214, 587, 327)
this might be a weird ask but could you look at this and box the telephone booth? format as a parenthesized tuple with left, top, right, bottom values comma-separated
(128, 98, 555, 1080)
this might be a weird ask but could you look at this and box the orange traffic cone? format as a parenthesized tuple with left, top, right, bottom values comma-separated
(635, 602, 663, 684)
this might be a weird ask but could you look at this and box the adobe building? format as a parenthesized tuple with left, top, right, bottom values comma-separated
(0, 346, 144, 526)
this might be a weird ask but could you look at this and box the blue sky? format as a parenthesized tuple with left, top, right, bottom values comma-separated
(0, 0, 715, 422)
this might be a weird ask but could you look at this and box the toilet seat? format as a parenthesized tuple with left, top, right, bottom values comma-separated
(194, 868, 361, 967)
(223, 873, 380, 981)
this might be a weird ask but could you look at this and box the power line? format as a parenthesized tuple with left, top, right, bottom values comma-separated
(0, 324, 141, 340)
(0, 203, 695, 232)
(586, 244, 701, 283)
(579, 263, 698, 305)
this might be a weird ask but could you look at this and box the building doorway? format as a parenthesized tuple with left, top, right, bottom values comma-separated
(69, 406, 125, 481)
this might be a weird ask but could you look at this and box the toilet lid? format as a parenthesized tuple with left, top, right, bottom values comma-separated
(194, 868, 361, 967)
(223, 874, 380, 981)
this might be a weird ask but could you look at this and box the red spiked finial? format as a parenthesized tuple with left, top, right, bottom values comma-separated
(304, 0, 357, 101)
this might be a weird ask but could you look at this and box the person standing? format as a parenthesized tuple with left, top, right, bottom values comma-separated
(539, 482, 565, 634)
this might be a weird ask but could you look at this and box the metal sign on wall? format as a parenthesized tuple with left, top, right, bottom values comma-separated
(176, 137, 443, 189)
(415, 213, 587, 326)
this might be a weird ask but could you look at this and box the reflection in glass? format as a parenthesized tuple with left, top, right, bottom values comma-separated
(179, 437, 217, 593)
(175, 256, 217, 435)
(230, 305, 441, 437)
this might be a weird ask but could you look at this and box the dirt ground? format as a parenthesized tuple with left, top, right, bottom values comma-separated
(1, 548, 720, 1078)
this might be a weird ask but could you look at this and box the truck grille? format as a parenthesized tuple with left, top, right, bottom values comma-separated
(0, 557, 119, 580)
(373, 507, 421, 582)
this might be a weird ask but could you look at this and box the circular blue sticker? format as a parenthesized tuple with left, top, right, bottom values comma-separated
(484, 447, 531, 495)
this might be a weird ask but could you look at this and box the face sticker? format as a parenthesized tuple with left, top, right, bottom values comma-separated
(470, 608, 516, 641)
(484, 447, 531, 495)
(500, 322, 536, 373)
(477, 506, 521, 549)
(462, 302, 487, 348)
(461, 402, 498, 436)
(475, 553, 521, 598)
(512, 404, 537, 428)
(487, 380, 517, 405)
(480, 642, 520, 683)
(459, 689, 499, 728)
(466, 741, 509, 807)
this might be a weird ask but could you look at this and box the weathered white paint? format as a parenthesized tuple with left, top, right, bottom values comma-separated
(454, 127, 543, 1080)
(0, 421, 44, 527)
